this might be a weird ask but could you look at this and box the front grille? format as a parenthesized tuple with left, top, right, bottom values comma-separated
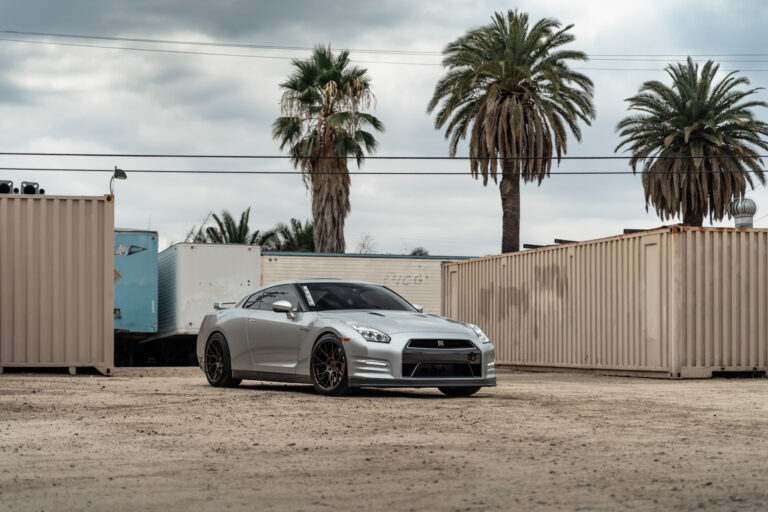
(403, 362, 481, 378)
(402, 340, 483, 379)
(407, 339, 475, 349)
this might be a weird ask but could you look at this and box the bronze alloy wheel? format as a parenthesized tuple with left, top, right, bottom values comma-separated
(205, 337, 224, 382)
(310, 335, 349, 396)
(204, 333, 241, 388)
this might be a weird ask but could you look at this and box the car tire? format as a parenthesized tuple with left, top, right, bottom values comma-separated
(204, 333, 241, 388)
(310, 334, 350, 396)
(438, 386, 481, 397)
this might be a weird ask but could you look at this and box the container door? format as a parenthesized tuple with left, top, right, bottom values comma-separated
(114, 231, 158, 335)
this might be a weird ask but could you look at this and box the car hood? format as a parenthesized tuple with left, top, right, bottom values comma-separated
(317, 310, 476, 336)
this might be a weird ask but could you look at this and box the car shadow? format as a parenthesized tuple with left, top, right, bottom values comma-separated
(235, 382, 490, 400)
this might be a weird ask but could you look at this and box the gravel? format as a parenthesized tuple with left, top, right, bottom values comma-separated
(0, 367, 766, 511)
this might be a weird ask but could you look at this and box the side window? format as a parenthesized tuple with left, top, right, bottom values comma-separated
(260, 285, 301, 312)
(243, 292, 265, 310)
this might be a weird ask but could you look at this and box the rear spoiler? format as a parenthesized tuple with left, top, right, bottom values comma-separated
(214, 301, 237, 310)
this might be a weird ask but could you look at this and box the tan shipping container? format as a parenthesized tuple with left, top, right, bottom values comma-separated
(261, 252, 472, 315)
(442, 226, 768, 378)
(0, 194, 114, 375)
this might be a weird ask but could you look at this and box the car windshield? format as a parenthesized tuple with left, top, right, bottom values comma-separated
(299, 282, 415, 312)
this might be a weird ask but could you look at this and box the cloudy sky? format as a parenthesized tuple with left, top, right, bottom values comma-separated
(1, 0, 767, 255)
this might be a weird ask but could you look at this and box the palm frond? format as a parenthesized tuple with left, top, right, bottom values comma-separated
(428, 8, 595, 186)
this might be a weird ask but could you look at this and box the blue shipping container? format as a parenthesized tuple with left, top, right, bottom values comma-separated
(114, 229, 158, 335)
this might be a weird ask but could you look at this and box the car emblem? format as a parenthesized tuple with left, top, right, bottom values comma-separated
(437, 340, 445, 347)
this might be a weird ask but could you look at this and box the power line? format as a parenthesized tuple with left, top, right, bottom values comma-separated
(1, 166, 766, 176)
(0, 37, 319, 62)
(2, 151, 768, 160)
(4, 36, 768, 71)
(6, 30, 768, 59)
(583, 57, 768, 63)
(592, 53, 768, 57)
(0, 37, 444, 66)
(0, 30, 443, 55)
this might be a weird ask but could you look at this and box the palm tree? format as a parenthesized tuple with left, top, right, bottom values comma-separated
(428, 10, 595, 253)
(204, 208, 278, 247)
(273, 45, 384, 253)
(615, 58, 768, 226)
(273, 218, 314, 252)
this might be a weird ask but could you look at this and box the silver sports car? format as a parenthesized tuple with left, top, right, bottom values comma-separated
(196, 279, 495, 396)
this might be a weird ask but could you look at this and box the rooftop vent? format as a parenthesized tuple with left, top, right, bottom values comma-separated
(730, 197, 757, 228)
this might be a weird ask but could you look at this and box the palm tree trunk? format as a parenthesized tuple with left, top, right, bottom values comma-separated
(682, 208, 704, 227)
(499, 159, 520, 253)
(311, 154, 350, 253)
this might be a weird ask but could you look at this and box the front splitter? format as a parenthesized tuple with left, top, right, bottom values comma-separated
(350, 377, 496, 388)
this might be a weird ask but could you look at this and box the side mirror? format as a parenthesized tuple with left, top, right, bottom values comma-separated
(272, 300, 295, 319)
(214, 301, 236, 310)
(412, 304, 424, 313)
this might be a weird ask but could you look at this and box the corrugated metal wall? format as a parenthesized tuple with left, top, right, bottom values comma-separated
(678, 229, 768, 376)
(157, 244, 177, 335)
(0, 195, 114, 374)
(442, 227, 768, 378)
(261, 253, 462, 315)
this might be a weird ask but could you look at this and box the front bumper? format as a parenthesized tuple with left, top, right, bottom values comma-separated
(345, 332, 496, 388)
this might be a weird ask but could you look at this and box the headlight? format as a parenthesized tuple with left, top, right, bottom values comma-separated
(345, 321, 391, 343)
(468, 323, 491, 344)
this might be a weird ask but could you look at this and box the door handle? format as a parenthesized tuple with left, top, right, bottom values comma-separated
(248, 319, 257, 323)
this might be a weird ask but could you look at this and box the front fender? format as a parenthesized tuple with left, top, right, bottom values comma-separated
(296, 319, 381, 378)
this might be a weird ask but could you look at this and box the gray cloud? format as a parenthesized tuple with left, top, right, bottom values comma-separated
(0, 80, 28, 104)
(0, 0, 422, 42)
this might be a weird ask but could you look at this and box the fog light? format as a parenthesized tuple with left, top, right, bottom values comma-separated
(0, 180, 13, 194)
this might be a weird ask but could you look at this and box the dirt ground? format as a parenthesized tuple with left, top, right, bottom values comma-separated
(0, 368, 766, 511)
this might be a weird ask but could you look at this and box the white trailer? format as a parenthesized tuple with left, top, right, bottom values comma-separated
(156, 246, 470, 340)
(157, 244, 261, 337)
